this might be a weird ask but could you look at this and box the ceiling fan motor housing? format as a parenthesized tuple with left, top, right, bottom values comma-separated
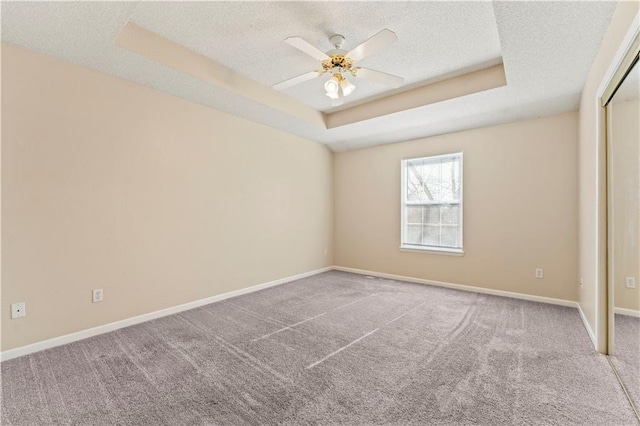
(329, 34, 345, 49)
(322, 54, 356, 76)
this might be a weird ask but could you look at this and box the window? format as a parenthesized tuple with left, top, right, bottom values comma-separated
(401, 153, 463, 253)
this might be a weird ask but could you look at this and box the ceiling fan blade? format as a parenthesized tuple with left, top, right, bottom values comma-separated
(357, 67, 404, 88)
(347, 29, 398, 62)
(273, 71, 320, 91)
(285, 37, 330, 61)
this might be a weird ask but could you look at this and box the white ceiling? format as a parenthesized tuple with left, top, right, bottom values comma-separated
(1, 1, 616, 152)
(129, 1, 503, 112)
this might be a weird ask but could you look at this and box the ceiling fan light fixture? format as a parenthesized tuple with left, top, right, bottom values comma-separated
(340, 78, 356, 96)
(324, 76, 340, 95)
(324, 77, 339, 92)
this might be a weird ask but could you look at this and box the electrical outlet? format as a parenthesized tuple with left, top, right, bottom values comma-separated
(535, 268, 544, 279)
(11, 302, 26, 319)
(626, 277, 636, 289)
(92, 289, 103, 303)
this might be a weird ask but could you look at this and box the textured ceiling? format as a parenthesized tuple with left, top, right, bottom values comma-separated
(130, 1, 502, 112)
(1, 1, 616, 152)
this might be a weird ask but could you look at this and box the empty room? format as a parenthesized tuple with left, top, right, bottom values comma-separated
(1, 1, 640, 425)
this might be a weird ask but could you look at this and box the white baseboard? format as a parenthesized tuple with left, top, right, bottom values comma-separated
(2, 265, 593, 362)
(332, 266, 579, 308)
(0, 266, 332, 362)
(578, 304, 597, 347)
(614, 307, 640, 318)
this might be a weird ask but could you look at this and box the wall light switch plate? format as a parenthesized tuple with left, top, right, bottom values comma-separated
(626, 277, 636, 289)
(535, 268, 544, 279)
(11, 302, 26, 319)
(92, 289, 103, 303)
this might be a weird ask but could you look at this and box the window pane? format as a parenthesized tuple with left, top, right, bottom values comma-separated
(422, 225, 439, 246)
(440, 159, 461, 201)
(406, 159, 441, 201)
(406, 155, 461, 203)
(441, 205, 460, 225)
(423, 206, 440, 224)
(406, 170, 425, 202)
(405, 225, 422, 245)
(424, 166, 442, 201)
(441, 225, 461, 247)
(406, 206, 422, 223)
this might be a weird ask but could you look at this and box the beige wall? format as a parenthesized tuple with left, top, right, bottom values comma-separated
(1, 43, 333, 351)
(334, 112, 579, 301)
(611, 98, 640, 311)
(578, 1, 640, 338)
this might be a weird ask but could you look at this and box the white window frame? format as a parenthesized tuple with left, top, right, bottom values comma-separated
(400, 152, 464, 255)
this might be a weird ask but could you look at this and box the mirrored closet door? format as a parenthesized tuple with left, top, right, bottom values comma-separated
(608, 58, 640, 416)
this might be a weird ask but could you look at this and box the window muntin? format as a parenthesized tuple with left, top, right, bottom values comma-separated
(401, 153, 463, 252)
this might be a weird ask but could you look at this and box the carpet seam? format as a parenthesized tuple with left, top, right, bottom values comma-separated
(606, 355, 640, 423)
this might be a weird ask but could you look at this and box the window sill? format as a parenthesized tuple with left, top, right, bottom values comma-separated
(399, 245, 465, 256)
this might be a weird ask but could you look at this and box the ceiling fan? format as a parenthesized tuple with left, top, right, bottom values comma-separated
(273, 29, 404, 106)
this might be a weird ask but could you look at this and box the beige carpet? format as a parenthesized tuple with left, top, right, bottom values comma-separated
(611, 314, 640, 415)
(1, 271, 637, 425)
